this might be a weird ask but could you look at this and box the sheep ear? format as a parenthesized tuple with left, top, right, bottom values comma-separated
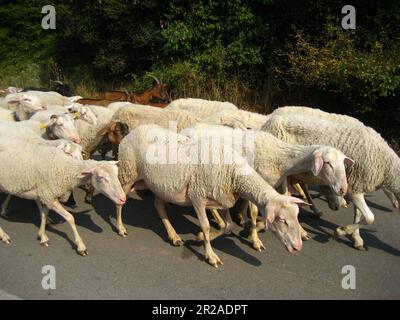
(78, 168, 95, 179)
(311, 153, 324, 176)
(109, 161, 119, 165)
(264, 205, 276, 225)
(344, 156, 355, 167)
(287, 196, 311, 207)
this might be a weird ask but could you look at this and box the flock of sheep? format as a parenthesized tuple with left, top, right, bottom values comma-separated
(0, 88, 399, 267)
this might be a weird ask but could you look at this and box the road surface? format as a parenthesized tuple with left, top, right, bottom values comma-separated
(0, 188, 399, 299)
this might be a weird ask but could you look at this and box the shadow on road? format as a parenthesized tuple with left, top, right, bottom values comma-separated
(299, 208, 400, 257)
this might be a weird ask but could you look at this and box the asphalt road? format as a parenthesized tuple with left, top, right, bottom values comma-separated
(0, 186, 399, 300)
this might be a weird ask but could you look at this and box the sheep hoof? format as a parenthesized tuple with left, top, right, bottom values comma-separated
(118, 229, 128, 237)
(171, 237, 184, 246)
(253, 244, 265, 252)
(0, 211, 8, 218)
(302, 234, 311, 241)
(78, 249, 88, 256)
(40, 241, 49, 247)
(355, 245, 366, 251)
(206, 254, 223, 268)
(333, 230, 341, 240)
(253, 241, 266, 252)
(2, 236, 11, 245)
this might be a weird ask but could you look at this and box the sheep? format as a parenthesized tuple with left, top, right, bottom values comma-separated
(271, 106, 399, 214)
(74, 105, 116, 158)
(111, 104, 201, 132)
(107, 101, 133, 112)
(165, 98, 238, 119)
(69, 107, 128, 204)
(262, 111, 400, 250)
(30, 104, 97, 125)
(66, 104, 98, 125)
(116, 124, 308, 267)
(0, 92, 46, 119)
(0, 114, 81, 144)
(22, 80, 74, 97)
(184, 123, 352, 251)
(202, 109, 269, 130)
(0, 108, 15, 121)
(0, 139, 126, 254)
(22, 90, 71, 106)
(85, 104, 116, 119)
(0, 139, 83, 219)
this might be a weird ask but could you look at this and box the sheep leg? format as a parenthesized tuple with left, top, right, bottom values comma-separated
(154, 197, 183, 246)
(209, 208, 226, 229)
(115, 183, 131, 237)
(299, 225, 311, 241)
(49, 201, 87, 256)
(192, 200, 223, 268)
(334, 193, 373, 250)
(238, 200, 249, 226)
(36, 200, 49, 246)
(248, 201, 265, 252)
(383, 189, 399, 210)
(197, 209, 233, 241)
(1, 194, 12, 217)
(300, 182, 323, 217)
(293, 183, 307, 199)
(0, 226, 11, 244)
(351, 206, 365, 250)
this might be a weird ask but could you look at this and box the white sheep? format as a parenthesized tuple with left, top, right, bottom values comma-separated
(0, 114, 81, 144)
(272, 106, 397, 212)
(111, 104, 201, 133)
(0, 93, 45, 120)
(165, 98, 238, 119)
(116, 124, 308, 267)
(0, 108, 15, 121)
(262, 110, 400, 250)
(202, 109, 269, 130)
(0, 139, 126, 254)
(107, 101, 133, 112)
(30, 104, 97, 125)
(73, 104, 118, 158)
(185, 123, 352, 250)
(22, 90, 71, 106)
(0, 139, 83, 221)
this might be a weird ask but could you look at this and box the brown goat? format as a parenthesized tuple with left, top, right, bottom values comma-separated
(99, 76, 169, 105)
(96, 121, 130, 160)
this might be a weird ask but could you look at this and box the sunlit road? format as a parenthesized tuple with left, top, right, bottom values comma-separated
(0, 187, 399, 299)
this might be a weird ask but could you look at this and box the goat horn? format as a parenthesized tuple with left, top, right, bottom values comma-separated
(149, 75, 161, 85)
